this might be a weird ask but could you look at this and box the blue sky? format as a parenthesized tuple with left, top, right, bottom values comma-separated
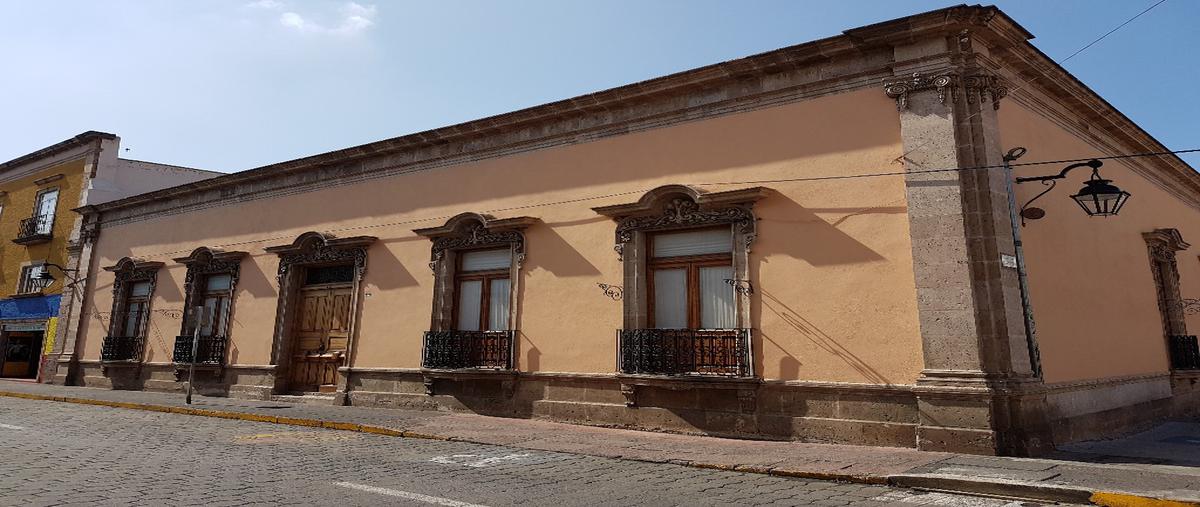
(1, 1, 1196, 171)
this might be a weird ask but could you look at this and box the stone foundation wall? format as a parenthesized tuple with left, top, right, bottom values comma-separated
(1042, 373, 1197, 444)
(71, 362, 1200, 451)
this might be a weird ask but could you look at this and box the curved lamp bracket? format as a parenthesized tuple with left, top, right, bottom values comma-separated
(1014, 159, 1103, 226)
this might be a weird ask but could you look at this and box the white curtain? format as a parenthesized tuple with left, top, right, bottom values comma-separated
(653, 268, 687, 328)
(653, 228, 731, 258)
(461, 249, 511, 272)
(488, 278, 511, 330)
(456, 280, 483, 330)
(699, 266, 736, 329)
(205, 274, 232, 291)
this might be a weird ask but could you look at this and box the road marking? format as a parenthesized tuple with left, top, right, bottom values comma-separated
(870, 490, 1037, 506)
(430, 453, 531, 468)
(334, 481, 488, 507)
(0, 423, 24, 430)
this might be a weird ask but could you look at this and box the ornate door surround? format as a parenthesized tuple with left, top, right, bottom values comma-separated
(264, 232, 376, 399)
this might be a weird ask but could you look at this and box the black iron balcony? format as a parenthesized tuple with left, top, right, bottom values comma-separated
(422, 330, 514, 370)
(619, 328, 752, 377)
(100, 335, 143, 362)
(1169, 334, 1200, 370)
(13, 214, 53, 245)
(173, 335, 228, 365)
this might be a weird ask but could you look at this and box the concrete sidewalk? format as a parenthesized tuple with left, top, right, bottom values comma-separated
(3, 381, 1197, 506)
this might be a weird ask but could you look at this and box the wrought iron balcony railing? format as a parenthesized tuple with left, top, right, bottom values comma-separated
(100, 335, 143, 362)
(619, 328, 752, 377)
(422, 330, 514, 370)
(173, 335, 228, 365)
(13, 214, 54, 245)
(1169, 334, 1200, 370)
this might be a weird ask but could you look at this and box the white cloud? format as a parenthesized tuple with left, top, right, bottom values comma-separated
(245, 0, 283, 9)
(278, 2, 377, 35)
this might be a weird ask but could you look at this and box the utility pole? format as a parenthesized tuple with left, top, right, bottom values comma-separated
(185, 306, 205, 405)
(1002, 147, 1041, 377)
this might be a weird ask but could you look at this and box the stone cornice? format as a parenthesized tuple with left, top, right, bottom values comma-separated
(0, 131, 114, 174)
(973, 31, 1200, 206)
(85, 7, 1017, 227)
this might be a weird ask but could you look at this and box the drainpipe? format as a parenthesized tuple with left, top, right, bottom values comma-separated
(1002, 147, 1042, 378)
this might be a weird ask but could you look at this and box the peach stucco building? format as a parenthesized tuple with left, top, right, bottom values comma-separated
(53, 5, 1199, 455)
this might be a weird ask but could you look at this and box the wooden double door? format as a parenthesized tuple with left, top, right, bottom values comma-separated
(287, 283, 353, 393)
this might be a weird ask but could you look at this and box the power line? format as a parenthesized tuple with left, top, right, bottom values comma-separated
(894, 0, 1171, 164)
(1059, 0, 1168, 64)
(132, 147, 1199, 260)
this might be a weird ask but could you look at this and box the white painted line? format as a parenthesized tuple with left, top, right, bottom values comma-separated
(429, 453, 532, 468)
(870, 490, 1031, 506)
(0, 423, 24, 430)
(334, 481, 489, 507)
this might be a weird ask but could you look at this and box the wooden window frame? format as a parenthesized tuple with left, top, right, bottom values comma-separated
(120, 281, 153, 339)
(32, 187, 59, 233)
(452, 250, 511, 332)
(646, 231, 733, 329)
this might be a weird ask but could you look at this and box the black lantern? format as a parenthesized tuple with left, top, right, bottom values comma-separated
(29, 263, 80, 292)
(1070, 167, 1131, 217)
(1015, 159, 1131, 224)
(30, 268, 56, 291)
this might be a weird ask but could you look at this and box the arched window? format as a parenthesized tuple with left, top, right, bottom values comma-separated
(414, 213, 538, 371)
(101, 257, 164, 363)
(593, 185, 770, 377)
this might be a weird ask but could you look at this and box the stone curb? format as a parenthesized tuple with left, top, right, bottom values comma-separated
(0, 389, 887, 485)
(889, 473, 1200, 507)
(4, 390, 1197, 506)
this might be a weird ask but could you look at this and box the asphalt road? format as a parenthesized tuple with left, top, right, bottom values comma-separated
(0, 396, 1055, 507)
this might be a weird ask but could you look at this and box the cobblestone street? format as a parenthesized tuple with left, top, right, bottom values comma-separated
(0, 397, 1061, 506)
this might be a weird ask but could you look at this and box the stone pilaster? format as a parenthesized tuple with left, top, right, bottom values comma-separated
(48, 212, 100, 385)
(887, 34, 1050, 455)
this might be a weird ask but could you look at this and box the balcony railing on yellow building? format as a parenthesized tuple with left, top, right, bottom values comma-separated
(13, 214, 54, 245)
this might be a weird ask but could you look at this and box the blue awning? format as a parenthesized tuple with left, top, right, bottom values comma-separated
(0, 295, 61, 321)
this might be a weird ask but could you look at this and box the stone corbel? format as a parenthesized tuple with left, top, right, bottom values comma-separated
(962, 75, 1008, 111)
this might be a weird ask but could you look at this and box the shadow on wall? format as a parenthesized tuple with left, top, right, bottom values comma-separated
(523, 224, 602, 278)
(238, 254, 281, 298)
(759, 289, 893, 385)
(366, 241, 420, 290)
(753, 194, 901, 266)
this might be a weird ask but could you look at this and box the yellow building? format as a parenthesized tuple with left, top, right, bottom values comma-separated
(0, 132, 216, 381)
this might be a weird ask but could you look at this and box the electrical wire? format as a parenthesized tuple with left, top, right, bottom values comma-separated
(893, 0, 1171, 164)
(116, 146, 1199, 261)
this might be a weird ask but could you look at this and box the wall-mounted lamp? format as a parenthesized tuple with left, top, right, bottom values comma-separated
(1013, 151, 1131, 225)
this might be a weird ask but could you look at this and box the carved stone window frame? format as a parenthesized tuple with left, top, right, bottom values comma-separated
(172, 247, 247, 352)
(263, 231, 377, 394)
(101, 257, 164, 363)
(592, 184, 771, 330)
(1144, 228, 1191, 338)
(413, 213, 540, 334)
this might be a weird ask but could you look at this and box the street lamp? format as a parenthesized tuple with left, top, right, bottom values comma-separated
(31, 263, 81, 291)
(1015, 158, 1131, 224)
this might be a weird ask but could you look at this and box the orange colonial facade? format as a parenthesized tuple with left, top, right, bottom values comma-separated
(55, 6, 1199, 456)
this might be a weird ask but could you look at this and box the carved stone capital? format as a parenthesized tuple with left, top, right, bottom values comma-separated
(883, 72, 958, 111)
(883, 72, 1007, 111)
